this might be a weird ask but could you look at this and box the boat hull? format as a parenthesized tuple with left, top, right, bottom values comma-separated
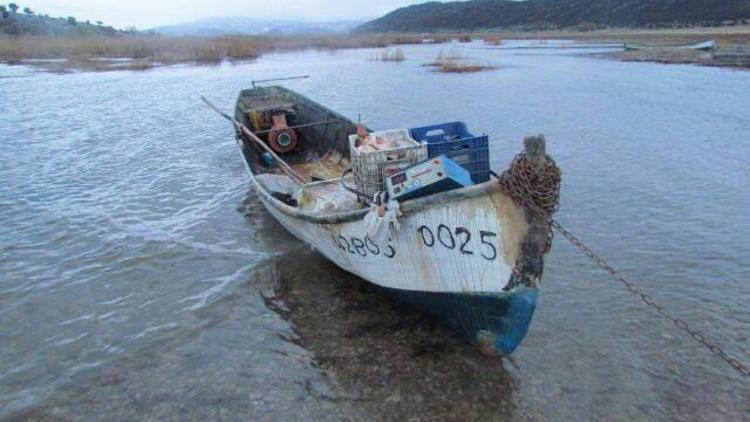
(254, 176, 540, 355)
(376, 285, 538, 355)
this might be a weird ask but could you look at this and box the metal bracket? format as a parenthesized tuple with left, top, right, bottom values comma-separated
(251, 75, 310, 88)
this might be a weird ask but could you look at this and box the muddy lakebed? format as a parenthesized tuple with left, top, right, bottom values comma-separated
(1, 40, 749, 421)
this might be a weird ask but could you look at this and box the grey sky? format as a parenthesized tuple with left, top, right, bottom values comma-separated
(18, 0, 428, 29)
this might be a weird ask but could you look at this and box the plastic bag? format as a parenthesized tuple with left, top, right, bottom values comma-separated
(364, 194, 402, 244)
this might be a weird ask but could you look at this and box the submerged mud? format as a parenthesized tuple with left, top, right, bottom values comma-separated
(268, 249, 518, 420)
(5, 254, 369, 421)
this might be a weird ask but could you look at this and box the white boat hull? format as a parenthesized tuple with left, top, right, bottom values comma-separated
(255, 178, 530, 294)
(228, 85, 555, 355)
(253, 176, 540, 355)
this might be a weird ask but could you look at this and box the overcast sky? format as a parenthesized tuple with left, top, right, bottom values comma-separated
(17, 0, 429, 29)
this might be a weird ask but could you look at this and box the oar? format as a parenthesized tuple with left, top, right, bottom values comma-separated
(201, 96, 308, 185)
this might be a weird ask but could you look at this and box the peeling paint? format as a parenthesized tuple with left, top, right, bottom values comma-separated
(491, 190, 529, 268)
(236, 85, 551, 355)
(259, 183, 525, 294)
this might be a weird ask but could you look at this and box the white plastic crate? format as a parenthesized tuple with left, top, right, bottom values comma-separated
(349, 129, 427, 199)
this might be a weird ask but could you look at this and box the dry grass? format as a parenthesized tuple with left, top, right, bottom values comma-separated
(461, 25, 750, 44)
(374, 48, 405, 62)
(0, 33, 438, 71)
(484, 35, 503, 46)
(423, 49, 497, 73)
(5, 26, 749, 72)
(423, 35, 453, 44)
(0, 35, 258, 68)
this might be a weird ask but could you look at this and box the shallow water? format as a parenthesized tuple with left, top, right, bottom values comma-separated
(1, 40, 748, 421)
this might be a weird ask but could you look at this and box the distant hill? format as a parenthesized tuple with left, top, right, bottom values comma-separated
(0, 5, 123, 36)
(355, 0, 750, 33)
(152, 17, 366, 36)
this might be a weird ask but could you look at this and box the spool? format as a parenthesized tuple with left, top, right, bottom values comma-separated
(267, 112, 298, 153)
(268, 128, 298, 153)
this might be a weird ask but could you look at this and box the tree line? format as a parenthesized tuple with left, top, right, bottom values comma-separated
(0, 3, 122, 36)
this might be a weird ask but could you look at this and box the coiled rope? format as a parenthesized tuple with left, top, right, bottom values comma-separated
(498, 151, 749, 377)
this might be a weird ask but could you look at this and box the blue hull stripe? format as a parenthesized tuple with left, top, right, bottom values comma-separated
(376, 286, 539, 355)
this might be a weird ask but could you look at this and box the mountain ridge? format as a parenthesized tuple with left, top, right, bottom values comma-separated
(355, 0, 750, 33)
(152, 16, 366, 36)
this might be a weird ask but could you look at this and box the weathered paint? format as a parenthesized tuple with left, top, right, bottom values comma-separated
(250, 172, 539, 354)
(374, 285, 538, 355)
(232, 85, 548, 355)
(256, 177, 527, 294)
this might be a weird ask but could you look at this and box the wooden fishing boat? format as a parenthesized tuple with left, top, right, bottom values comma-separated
(220, 85, 560, 356)
(624, 39, 716, 51)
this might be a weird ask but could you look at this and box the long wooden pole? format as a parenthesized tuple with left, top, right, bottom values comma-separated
(201, 96, 308, 185)
(253, 119, 340, 135)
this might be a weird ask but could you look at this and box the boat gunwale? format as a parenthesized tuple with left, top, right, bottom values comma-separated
(248, 162, 501, 225)
(236, 85, 504, 225)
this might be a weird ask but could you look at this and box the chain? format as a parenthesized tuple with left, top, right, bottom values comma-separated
(498, 153, 561, 253)
(498, 151, 750, 377)
(550, 219, 750, 377)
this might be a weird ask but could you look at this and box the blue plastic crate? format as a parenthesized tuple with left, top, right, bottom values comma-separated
(409, 122, 490, 183)
(409, 122, 473, 144)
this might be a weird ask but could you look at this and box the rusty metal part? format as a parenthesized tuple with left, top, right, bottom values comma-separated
(269, 128, 298, 153)
(497, 143, 750, 377)
(201, 96, 308, 184)
(267, 113, 298, 153)
(498, 150, 561, 253)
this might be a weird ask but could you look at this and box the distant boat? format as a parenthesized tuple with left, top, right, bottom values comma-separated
(214, 85, 561, 357)
(624, 39, 716, 51)
(686, 39, 717, 51)
(623, 42, 643, 51)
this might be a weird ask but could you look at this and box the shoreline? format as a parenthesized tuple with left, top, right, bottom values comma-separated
(2, 26, 750, 73)
(499, 26, 750, 69)
(0, 33, 439, 73)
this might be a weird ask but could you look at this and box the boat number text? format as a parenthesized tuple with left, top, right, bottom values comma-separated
(417, 224, 497, 261)
(331, 234, 396, 259)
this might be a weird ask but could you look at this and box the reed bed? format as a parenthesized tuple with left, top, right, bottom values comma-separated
(0, 35, 257, 64)
(5, 27, 749, 72)
(374, 48, 405, 62)
(423, 49, 497, 73)
(0, 33, 435, 71)
(484, 35, 503, 46)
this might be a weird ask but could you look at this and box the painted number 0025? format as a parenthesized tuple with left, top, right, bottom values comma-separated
(417, 225, 497, 261)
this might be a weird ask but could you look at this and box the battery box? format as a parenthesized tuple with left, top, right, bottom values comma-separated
(385, 155, 473, 202)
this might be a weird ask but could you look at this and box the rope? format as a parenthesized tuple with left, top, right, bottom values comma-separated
(498, 151, 750, 378)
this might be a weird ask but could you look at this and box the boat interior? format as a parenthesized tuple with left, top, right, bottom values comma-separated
(235, 85, 366, 214)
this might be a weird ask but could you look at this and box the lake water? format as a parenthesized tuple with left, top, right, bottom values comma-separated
(1, 40, 748, 421)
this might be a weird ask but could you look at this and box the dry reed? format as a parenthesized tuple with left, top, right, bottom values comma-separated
(484, 35, 503, 46)
(374, 48, 405, 62)
(0, 33, 437, 71)
(423, 49, 497, 73)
